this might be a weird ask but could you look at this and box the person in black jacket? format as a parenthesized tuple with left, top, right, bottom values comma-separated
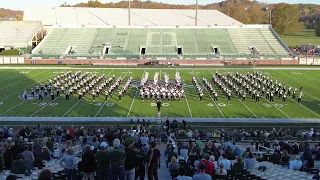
(82, 145, 96, 180)
(125, 142, 136, 180)
(135, 143, 148, 180)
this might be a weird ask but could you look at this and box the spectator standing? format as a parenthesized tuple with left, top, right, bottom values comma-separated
(65, 130, 73, 149)
(82, 145, 96, 180)
(59, 148, 78, 180)
(124, 142, 136, 180)
(109, 138, 125, 180)
(192, 164, 212, 180)
(95, 142, 110, 180)
(56, 126, 63, 145)
(135, 143, 148, 180)
(147, 142, 161, 180)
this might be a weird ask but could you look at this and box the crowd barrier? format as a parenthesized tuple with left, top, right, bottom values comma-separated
(0, 56, 25, 64)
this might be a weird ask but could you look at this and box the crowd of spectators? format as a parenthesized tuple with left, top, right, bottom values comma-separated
(0, 121, 318, 180)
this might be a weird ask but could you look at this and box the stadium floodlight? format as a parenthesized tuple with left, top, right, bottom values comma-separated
(262, 6, 272, 25)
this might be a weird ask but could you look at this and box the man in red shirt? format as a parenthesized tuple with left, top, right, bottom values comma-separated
(197, 154, 215, 176)
(68, 125, 75, 145)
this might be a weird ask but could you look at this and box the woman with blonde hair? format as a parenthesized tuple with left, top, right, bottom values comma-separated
(168, 156, 180, 170)
(217, 163, 227, 176)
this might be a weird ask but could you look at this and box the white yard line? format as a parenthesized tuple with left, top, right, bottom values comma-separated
(0, 70, 15, 77)
(126, 69, 145, 117)
(212, 69, 258, 118)
(276, 70, 320, 92)
(94, 69, 129, 117)
(0, 71, 28, 83)
(30, 99, 56, 117)
(193, 70, 225, 118)
(0, 101, 26, 116)
(177, 69, 192, 118)
(0, 70, 49, 91)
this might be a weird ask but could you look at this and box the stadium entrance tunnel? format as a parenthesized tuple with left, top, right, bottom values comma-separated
(140, 47, 146, 55)
(177, 47, 183, 55)
(212, 46, 220, 55)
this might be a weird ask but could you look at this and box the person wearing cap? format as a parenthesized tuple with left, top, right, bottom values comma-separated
(109, 138, 126, 180)
(95, 142, 110, 180)
(192, 163, 212, 180)
(82, 145, 96, 180)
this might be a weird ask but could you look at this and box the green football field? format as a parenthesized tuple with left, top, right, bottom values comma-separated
(0, 66, 319, 119)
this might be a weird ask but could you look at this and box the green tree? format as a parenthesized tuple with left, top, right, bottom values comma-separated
(272, 3, 303, 36)
(315, 25, 320, 37)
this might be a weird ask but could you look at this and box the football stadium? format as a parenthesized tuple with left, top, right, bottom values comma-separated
(0, 1, 320, 179)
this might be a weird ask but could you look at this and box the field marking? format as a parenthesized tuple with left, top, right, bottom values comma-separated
(30, 99, 57, 117)
(275, 70, 320, 92)
(0, 70, 62, 101)
(126, 69, 146, 117)
(193, 70, 225, 118)
(0, 70, 49, 91)
(0, 70, 16, 77)
(212, 69, 258, 118)
(61, 69, 106, 117)
(266, 71, 320, 118)
(0, 101, 26, 116)
(300, 73, 320, 84)
(177, 69, 192, 117)
(0, 70, 29, 83)
(160, 69, 161, 80)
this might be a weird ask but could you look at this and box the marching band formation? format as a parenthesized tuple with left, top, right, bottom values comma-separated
(22, 71, 132, 102)
(139, 72, 185, 101)
(194, 71, 303, 104)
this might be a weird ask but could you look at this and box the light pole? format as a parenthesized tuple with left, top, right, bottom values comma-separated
(195, 0, 198, 26)
(128, 0, 131, 26)
(264, 7, 272, 25)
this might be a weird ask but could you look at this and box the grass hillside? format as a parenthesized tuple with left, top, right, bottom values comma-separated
(280, 30, 320, 47)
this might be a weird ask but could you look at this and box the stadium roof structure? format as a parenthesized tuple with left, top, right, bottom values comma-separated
(0, 21, 41, 48)
(23, 7, 243, 27)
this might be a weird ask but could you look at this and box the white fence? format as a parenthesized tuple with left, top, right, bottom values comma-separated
(0, 56, 25, 64)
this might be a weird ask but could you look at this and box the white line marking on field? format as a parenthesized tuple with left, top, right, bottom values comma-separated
(0, 101, 26, 116)
(95, 69, 129, 117)
(193, 70, 225, 118)
(211, 69, 258, 118)
(126, 69, 145, 117)
(0, 70, 49, 91)
(0, 71, 27, 83)
(30, 100, 56, 117)
(0, 70, 15, 77)
(178, 69, 192, 117)
(0, 71, 61, 101)
(276, 70, 320, 91)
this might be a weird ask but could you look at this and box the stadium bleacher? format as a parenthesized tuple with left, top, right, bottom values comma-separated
(32, 26, 291, 60)
(0, 21, 41, 49)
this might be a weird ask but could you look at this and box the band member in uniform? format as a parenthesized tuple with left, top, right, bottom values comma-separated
(270, 92, 274, 102)
(92, 90, 96, 102)
(199, 92, 203, 102)
(51, 91, 54, 100)
(118, 91, 122, 101)
(282, 93, 286, 103)
(242, 92, 246, 102)
(66, 90, 70, 100)
(44, 88, 48, 98)
(31, 88, 35, 97)
(292, 88, 296, 100)
(156, 100, 161, 113)
(56, 88, 60, 98)
(23, 90, 27, 100)
(105, 91, 109, 101)
(227, 92, 231, 104)
(78, 90, 83, 101)
(298, 91, 303, 103)
(39, 90, 43, 101)
(214, 92, 218, 101)
(256, 92, 260, 103)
